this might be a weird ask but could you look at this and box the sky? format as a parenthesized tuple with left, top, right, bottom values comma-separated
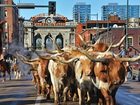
(13, 0, 140, 20)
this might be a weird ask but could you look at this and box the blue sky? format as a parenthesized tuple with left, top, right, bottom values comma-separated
(13, 0, 140, 20)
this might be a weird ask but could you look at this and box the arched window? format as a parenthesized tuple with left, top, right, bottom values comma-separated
(55, 33, 63, 49)
(44, 33, 53, 50)
(34, 33, 42, 49)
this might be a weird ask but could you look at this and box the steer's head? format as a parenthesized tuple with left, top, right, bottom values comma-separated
(79, 55, 94, 76)
(89, 42, 109, 52)
(94, 55, 126, 86)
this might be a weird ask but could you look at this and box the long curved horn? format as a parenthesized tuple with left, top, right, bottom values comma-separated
(86, 36, 102, 48)
(16, 52, 33, 64)
(34, 50, 79, 64)
(112, 35, 126, 48)
(116, 55, 140, 62)
(78, 49, 113, 62)
(77, 34, 87, 47)
(45, 48, 59, 54)
(48, 36, 64, 53)
(52, 56, 79, 64)
(94, 35, 101, 45)
(16, 52, 27, 60)
(105, 43, 113, 52)
(16, 52, 39, 62)
(31, 49, 53, 60)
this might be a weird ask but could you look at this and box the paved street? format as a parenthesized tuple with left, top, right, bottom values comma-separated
(1, 0, 140, 105)
(116, 80, 140, 105)
(0, 78, 140, 105)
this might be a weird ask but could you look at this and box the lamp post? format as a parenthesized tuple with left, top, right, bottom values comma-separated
(125, 0, 129, 50)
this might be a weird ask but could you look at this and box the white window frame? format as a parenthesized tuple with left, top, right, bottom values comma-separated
(128, 36, 133, 46)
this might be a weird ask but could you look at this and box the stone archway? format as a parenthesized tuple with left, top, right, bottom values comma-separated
(34, 33, 42, 49)
(55, 33, 63, 49)
(44, 33, 53, 50)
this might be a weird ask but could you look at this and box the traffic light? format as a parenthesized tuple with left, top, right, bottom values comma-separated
(48, 1, 56, 16)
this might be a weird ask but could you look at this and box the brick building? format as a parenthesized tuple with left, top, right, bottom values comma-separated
(3, 0, 19, 53)
(75, 14, 140, 56)
(0, 0, 5, 55)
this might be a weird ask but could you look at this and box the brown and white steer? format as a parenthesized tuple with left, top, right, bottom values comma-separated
(39, 52, 78, 104)
(16, 53, 41, 94)
(0, 59, 11, 82)
(82, 51, 140, 105)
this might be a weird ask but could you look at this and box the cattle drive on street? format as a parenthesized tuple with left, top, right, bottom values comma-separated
(1, 35, 140, 105)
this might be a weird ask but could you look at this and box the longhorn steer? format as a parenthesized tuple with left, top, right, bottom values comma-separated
(16, 52, 52, 97)
(38, 52, 78, 104)
(0, 59, 11, 82)
(53, 50, 99, 105)
(82, 50, 140, 105)
(16, 53, 42, 94)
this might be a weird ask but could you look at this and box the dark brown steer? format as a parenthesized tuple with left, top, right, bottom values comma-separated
(0, 59, 11, 82)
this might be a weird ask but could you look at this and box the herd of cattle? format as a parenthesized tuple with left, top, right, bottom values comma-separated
(1, 35, 140, 105)
(0, 53, 22, 81)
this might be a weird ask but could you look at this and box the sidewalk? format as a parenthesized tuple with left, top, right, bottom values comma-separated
(122, 80, 140, 94)
(116, 80, 140, 105)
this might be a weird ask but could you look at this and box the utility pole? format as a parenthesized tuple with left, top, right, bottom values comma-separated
(125, 0, 129, 50)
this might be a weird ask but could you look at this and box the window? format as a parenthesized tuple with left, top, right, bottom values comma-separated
(34, 33, 42, 49)
(55, 33, 63, 49)
(5, 11, 7, 17)
(5, 22, 7, 29)
(36, 38, 42, 49)
(128, 36, 133, 46)
(44, 34, 53, 50)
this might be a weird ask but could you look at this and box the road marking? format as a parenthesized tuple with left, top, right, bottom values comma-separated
(35, 96, 44, 105)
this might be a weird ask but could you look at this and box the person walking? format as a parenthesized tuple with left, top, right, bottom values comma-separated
(119, 45, 126, 57)
(138, 68, 140, 82)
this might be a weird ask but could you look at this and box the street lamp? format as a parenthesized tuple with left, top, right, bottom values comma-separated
(125, 0, 129, 49)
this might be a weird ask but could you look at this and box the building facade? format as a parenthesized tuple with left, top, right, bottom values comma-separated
(4, 0, 19, 53)
(73, 2, 91, 23)
(102, 3, 139, 20)
(0, 0, 5, 55)
(76, 15, 140, 57)
(24, 13, 77, 50)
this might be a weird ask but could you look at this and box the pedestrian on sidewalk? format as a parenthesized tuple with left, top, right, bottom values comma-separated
(119, 45, 126, 57)
(138, 68, 140, 82)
